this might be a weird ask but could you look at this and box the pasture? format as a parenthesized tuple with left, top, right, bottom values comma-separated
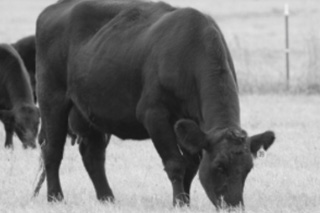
(1, 95, 320, 213)
(0, 0, 320, 212)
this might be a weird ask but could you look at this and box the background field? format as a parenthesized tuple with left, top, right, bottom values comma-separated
(0, 0, 319, 93)
(0, 0, 320, 213)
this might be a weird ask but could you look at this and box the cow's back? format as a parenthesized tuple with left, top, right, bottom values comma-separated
(64, 2, 211, 104)
(36, 0, 174, 91)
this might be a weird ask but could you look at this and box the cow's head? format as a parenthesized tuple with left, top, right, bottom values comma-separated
(0, 104, 40, 148)
(174, 119, 275, 209)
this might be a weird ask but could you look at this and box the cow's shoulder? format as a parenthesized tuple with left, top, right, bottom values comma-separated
(146, 7, 211, 47)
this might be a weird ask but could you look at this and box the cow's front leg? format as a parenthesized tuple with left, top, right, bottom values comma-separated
(140, 107, 188, 206)
(183, 152, 202, 205)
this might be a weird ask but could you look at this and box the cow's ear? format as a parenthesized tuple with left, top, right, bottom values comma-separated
(249, 131, 275, 158)
(0, 110, 14, 124)
(174, 119, 208, 154)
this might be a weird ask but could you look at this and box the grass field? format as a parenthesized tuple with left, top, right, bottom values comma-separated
(1, 95, 320, 213)
(0, 0, 320, 212)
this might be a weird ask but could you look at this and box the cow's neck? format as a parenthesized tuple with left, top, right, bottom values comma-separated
(4, 63, 34, 107)
(198, 69, 240, 132)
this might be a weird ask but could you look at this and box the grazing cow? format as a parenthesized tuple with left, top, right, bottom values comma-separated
(10, 35, 78, 145)
(12, 35, 36, 102)
(36, 0, 275, 209)
(0, 44, 40, 149)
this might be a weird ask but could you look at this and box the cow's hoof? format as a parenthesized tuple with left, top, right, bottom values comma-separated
(48, 193, 64, 202)
(173, 194, 190, 207)
(98, 195, 115, 203)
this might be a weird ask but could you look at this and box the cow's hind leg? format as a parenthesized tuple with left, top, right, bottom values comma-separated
(69, 107, 114, 201)
(79, 131, 114, 201)
(140, 107, 189, 206)
(41, 102, 70, 202)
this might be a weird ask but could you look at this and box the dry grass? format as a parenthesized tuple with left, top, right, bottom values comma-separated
(1, 95, 320, 213)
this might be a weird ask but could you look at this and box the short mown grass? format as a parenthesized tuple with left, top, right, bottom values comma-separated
(1, 95, 320, 213)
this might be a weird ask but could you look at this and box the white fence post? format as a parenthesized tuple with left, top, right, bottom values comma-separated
(284, 3, 290, 90)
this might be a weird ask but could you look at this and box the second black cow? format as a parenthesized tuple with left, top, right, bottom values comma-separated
(0, 43, 39, 149)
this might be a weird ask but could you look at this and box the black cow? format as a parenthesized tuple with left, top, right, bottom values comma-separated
(12, 35, 36, 102)
(10, 35, 78, 145)
(36, 0, 275, 209)
(0, 43, 40, 149)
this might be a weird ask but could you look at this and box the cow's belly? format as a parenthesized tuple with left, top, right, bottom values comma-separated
(68, 73, 149, 140)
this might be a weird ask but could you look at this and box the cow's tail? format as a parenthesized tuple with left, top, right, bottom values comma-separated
(32, 143, 46, 197)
